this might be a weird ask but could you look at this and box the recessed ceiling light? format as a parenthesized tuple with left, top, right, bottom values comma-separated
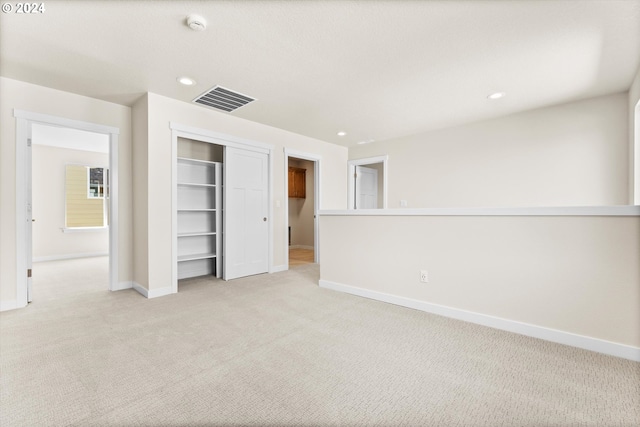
(337, 131, 347, 136)
(487, 92, 506, 100)
(357, 139, 375, 145)
(177, 76, 196, 86)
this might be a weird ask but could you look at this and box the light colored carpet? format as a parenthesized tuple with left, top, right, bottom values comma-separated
(1, 258, 639, 426)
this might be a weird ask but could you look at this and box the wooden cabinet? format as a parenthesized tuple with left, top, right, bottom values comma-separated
(288, 166, 306, 198)
(176, 157, 222, 280)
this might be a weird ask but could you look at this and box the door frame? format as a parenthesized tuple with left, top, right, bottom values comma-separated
(284, 149, 321, 266)
(170, 122, 274, 292)
(14, 110, 120, 307)
(348, 155, 388, 209)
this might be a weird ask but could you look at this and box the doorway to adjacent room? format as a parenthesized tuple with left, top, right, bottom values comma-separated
(285, 150, 321, 268)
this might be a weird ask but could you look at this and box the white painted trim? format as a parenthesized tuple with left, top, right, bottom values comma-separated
(33, 252, 108, 263)
(169, 122, 273, 153)
(284, 149, 322, 269)
(271, 265, 287, 273)
(133, 282, 172, 299)
(62, 227, 108, 233)
(268, 148, 275, 273)
(14, 110, 120, 305)
(319, 279, 640, 362)
(132, 282, 148, 298)
(14, 110, 120, 135)
(171, 129, 178, 294)
(15, 117, 29, 307)
(284, 149, 323, 162)
(112, 281, 134, 291)
(148, 286, 174, 299)
(108, 131, 119, 292)
(319, 205, 640, 217)
(347, 155, 389, 209)
(0, 300, 21, 312)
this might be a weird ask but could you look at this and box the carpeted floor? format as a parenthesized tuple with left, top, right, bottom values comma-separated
(1, 257, 639, 426)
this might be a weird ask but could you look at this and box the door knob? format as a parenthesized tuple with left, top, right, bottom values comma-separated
(32, 219, 36, 222)
(263, 217, 267, 222)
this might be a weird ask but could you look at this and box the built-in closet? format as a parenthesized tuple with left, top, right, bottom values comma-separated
(176, 137, 223, 280)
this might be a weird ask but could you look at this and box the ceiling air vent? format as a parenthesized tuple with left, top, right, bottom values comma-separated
(193, 86, 255, 112)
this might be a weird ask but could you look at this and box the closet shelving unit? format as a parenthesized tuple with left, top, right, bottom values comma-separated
(176, 157, 222, 279)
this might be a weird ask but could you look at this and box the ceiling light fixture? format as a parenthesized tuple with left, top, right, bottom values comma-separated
(177, 76, 196, 86)
(487, 92, 506, 100)
(357, 139, 375, 145)
(186, 14, 207, 31)
(337, 131, 347, 136)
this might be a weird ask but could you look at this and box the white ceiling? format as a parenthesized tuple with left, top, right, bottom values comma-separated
(1, 1, 639, 147)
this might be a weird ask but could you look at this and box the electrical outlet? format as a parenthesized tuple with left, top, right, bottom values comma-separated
(420, 270, 428, 283)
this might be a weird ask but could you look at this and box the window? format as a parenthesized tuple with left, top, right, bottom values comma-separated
(88, 167, 107, 198)
(65, 165, 109, 228)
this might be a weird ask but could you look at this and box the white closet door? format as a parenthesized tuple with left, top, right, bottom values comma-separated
(355, 166, 378, 209)
(224, 146, 269, 280)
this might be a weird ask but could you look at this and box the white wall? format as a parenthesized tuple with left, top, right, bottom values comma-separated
(132, 95, 149, 289)
(288, 158, 314, 247)
(134, 92, 347, 293)
(629, 66, 640, 204)
(0, 77, 133, 308)
(320, 213, 640, 353)
(32, 145, 109, 260)
(350, 93, 629, 208)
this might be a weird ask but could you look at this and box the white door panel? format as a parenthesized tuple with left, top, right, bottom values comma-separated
(355, 166, 378, 209)
(224, 147, 269, 280)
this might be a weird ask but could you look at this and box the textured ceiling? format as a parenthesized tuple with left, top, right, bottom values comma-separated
(1, 0, 639, 147)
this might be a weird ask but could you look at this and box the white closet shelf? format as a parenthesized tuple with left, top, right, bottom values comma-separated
(176, 151, 222, 280)
(178, 253, 217, 262)
(177, 182, 216, 188)
(177, 157, 218, 166)
(178, 232, 216, 237)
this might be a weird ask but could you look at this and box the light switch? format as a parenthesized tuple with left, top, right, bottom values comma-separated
(400, 200, 408, 207)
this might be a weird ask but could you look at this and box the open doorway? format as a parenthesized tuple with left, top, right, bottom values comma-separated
(348, 156, 388, 209)
(284, 150, 321, 268)
(15, 110, 120, 308)
(288, 157, 315, 266)
(31, 124, 110, 301)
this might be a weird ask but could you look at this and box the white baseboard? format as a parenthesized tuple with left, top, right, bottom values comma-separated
(34, 252, 109, 263)
(271, 264, 287, 273)
(132, 282, 173, 299)
(148, 286, 174, 299)
(0, 299, 20, 312)
(111, 281, 133, 291)
(132, 282, 148, 298)
(319, 279, 640, 362)
(289, 245, 314, 250)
